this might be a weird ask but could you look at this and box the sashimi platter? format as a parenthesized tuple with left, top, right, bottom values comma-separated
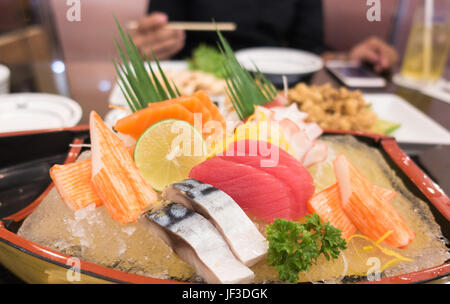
(4, 21, 450, 284)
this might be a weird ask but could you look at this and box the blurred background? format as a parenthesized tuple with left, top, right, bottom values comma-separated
(0, 0, 448, 124)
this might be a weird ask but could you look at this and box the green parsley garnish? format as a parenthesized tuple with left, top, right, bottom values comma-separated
(266, 213, 347, 283)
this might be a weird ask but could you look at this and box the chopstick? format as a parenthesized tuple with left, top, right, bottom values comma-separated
(127, 21, 236, 32)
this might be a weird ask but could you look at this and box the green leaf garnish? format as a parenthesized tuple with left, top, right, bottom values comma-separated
(266, 213, 347, 283)
(113, 17, 180, 112)
(373, 119, 401, 135)
(216, 30, 277, 120)
(187, 44, 227, 78)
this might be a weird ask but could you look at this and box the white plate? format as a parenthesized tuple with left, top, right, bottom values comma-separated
(109, 60, 188, 107)
(235, 47, 323, 75)
(0, 93, 82, 133)
(364, 93, 450, 145)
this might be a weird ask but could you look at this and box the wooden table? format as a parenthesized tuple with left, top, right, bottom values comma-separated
(1, 59, 449, 284)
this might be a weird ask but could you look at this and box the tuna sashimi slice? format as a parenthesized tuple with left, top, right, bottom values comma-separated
(164, 179, 268, 266)
(189, 157, 296, 222)
(50, 159, 102, 211)
(218, 140, 314, 219)
(146, 202, 254, 284)
(334, 154, 415, 248)
(307, 183, 357, 239)
(90, 111, 158, 224)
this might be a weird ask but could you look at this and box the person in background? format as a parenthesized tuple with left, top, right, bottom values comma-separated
(132, 0, 398, 74)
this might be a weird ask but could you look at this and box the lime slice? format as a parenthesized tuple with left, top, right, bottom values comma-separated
(134, 119, 207, 191)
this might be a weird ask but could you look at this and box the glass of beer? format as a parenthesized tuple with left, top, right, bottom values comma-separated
(400, 0, 450, 82)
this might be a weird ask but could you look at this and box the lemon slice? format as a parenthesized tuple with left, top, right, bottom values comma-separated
(134, 119, 207, 191)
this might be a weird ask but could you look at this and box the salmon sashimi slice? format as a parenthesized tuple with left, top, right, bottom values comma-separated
(307, 183, 357, 239)
(50, 159, 103, 211)
(114, 102, 195, 139)
(175, 95, 214, 137)
(334, 154, 415, 248)
(90, 111, 158, 224)
(146, 96, 214, 137)
(147, 95, 212, 122)
(192, 91, 226, 128)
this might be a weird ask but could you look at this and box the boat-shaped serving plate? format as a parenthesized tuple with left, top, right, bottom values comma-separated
(0, 126, 448, 284)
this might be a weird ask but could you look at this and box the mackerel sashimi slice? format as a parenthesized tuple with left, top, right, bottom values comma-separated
(189, 140, 315, 222)
(146, 202, 254, 284)
(163, 179, 268, 266)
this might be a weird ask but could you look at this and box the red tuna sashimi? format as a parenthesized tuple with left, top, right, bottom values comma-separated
(189, 157, 296, 222)
(217, 140, 314, 219)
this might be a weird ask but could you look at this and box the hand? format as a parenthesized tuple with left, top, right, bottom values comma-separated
(133, 12, 185, 60)
(349, 36, 398, 73)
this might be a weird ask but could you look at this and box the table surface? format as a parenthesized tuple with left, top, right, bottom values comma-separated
(1, 59, 449, 284)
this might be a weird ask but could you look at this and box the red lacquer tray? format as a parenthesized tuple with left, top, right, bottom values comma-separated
(0, 126, 448, 284)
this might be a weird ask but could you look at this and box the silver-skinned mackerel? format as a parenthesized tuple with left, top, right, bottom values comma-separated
(145, 202, 254, 284)
(163, 178, 268, 266)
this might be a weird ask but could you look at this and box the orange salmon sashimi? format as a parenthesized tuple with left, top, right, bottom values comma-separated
(147, 95, 212, 124)
(334, 154, 415, 248)
(114, 92, 225, 140)
(114, 102, 195, 139)
(50, 159, 102, 211)
(192, 91, 226, 128)
(165, 95, 214, 137)
(307, 183, 357, 240)
(90, 111, 158, 224)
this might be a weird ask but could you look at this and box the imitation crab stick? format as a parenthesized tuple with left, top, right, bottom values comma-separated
(50, 159, 102, 211)
(90, 111, 158, 224)
(374, 185, 397, 202)
(307, 184, 357, 239)
(334, 154, 415, 248)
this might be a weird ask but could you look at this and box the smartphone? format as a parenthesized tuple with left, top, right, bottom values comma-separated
(326, 60, 386, 88)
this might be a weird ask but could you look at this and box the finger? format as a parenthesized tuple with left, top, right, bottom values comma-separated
(368, 38, 398, 67)
(151, 36, 184, 55)
(353, 47, 380, 64)
(143, 35, 185, 60)
(133, 28, 181, 53)
(137, 12, 168, 33)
